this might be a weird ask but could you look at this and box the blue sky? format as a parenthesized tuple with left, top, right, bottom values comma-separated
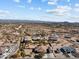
(0, 0, 79, 22)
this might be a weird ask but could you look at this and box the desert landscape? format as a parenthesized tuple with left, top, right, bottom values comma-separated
(0, 0, 79, 59)
(0, 21, 79, 59)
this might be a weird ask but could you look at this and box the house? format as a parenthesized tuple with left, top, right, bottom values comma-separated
(23, 36, 31, 41)
(21, 36, 31, 44)
(70, 29, 79, 34)
(20, 32, 32, 44)
(64, 34, 71, 38)
(48, 33, 59, 42)
(32, 33, 45, 41)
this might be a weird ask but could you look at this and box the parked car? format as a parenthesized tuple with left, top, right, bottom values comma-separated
(60, 46, 76, 54)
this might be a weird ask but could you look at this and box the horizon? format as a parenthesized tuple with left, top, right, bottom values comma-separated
(0, 19, 79, 23)
(0, 0, 79, 22)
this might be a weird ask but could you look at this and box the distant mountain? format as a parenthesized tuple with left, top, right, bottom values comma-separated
(0, 19, 46, 24)
(0, 19, 79, 27)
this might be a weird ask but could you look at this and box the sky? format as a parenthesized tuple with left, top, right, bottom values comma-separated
(0, 0, 79, 22)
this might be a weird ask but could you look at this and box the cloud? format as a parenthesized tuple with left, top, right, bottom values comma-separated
(74, 7, 79, 12)
(40, 15, 72, 22)
(27, 0, 32, 4)
(69, 3, 72, 6)
(70, 16, 79, 19)
(48, 0, 71, 5)
(30, 7, 34, 10)
(48, 0, 58, 5)
(18, 5, 25, 8)
(41, 0, 47, 2)
(0, 10, 22, 19)
(0, 10, 10, 17)
(46, 6, 72, 16)
(38, 7, 42, 11)
(46, 5, 79, 21)
(69, 15, 79, 22)
(29, 7, 42, 11)
(13, 0, 20, 3)
(67, 0, 70, 2)
(48, 2, 56, 5)
(75, 4, 79, 7)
